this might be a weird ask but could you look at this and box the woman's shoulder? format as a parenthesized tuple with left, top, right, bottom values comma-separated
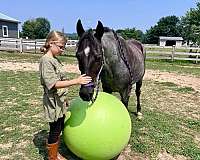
(40, 54, 55, 63)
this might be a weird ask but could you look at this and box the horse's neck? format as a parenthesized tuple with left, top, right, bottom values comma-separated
(102, 32, 121, 64)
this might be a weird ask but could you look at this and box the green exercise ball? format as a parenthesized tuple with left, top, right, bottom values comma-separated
(63, 92, 131, 160)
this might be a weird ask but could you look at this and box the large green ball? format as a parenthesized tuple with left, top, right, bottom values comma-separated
(63, 92, 131, 160)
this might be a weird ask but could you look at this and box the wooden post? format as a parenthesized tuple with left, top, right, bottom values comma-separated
(16, 40, 18, 49)
(35, 40, 37, 54)
(196, 54, 199, 64)
(19, 38, 23, 53)
(171, 45, 175, 62)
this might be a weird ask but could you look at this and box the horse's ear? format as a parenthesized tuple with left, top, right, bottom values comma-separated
(95, 21, 104, 41)
(76, 19, 85, 37)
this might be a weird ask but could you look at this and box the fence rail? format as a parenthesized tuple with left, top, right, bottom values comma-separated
(0, 38, 78, 53)
(145, 45, 200, 63)
(0, 38, 200, 63)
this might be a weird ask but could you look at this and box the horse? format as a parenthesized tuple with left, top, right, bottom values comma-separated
(75, 19, 145, 118)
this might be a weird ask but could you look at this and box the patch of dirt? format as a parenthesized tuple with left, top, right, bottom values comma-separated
(144, 89, 200, 120)
(116, 146, 190, 160)
(0, 62, 80, 73)
(0, 61, 199, 92)
(179, 125, 200, 148)
(144, 70, 200, 92)
(15, 140, 29, 149)
(0, 155, 10, 160)
(0, 142, 13, 149)
(116, 144, 149, 160)
(156, 150, 190, 160)
(194, 134, 200, 148)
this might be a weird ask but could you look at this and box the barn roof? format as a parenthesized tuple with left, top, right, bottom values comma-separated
(0, 12, 20, 23)
(159, 36, 183, 41)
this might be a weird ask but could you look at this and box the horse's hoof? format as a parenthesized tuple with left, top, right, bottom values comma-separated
(137, 112, 143, 120)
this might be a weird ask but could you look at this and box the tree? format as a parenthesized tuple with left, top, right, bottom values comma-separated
(66, 33, 78, 40)
(21, 20, 36, 39)
(22, 17, 50, 39)
(180, 2, 200, 45)
(35, 18, 51, 39)
(116, 28, 144, 42)
(144, 15, 182, 44)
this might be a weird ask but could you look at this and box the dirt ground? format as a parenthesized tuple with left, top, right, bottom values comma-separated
(1, 61, 198, 160)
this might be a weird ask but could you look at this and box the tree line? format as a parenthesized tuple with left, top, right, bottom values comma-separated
(20, 2, 200, 46)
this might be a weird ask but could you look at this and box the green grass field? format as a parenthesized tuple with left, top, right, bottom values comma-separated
(0, 51, 200, 160)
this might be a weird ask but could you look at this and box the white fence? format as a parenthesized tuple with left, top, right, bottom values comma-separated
(144, 45, 200, 63)
(0, 38, 200, 63)
(0, 38, 78, 53)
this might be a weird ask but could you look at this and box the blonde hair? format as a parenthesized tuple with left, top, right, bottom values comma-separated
(40, 30, 67, 53)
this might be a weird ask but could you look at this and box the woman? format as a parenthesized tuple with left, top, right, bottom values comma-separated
(39, 31, 91, 160)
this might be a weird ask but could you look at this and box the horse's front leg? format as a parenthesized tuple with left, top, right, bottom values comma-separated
(102, 82, 113, 94)
(135, 79, 143, 119)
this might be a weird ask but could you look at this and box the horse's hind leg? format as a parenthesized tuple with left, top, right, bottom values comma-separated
(120, 86, 132, 108)
(136, 79, 143, 119)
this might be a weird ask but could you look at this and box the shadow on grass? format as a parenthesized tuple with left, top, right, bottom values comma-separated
(33, 130, 80, 160)
(33, 130, 48, 160)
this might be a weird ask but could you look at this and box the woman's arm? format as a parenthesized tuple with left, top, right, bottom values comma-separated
(54, 74, 92, 89)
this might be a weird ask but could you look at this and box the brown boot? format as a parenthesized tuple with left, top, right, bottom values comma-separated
(47, 141, 66, 160)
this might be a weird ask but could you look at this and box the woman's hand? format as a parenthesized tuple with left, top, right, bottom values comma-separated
(76, 74, 92, 85)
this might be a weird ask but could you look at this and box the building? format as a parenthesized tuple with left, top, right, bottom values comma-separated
(0, 12, 20, 38)
(159, 36, 183, 47)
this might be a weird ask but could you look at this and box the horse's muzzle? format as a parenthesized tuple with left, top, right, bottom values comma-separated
(79, 82, 95, 101)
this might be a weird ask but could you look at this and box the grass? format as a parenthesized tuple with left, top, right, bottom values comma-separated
(0, 70, 200, 159)
(0, 51, 200, 159)
(146, 59, 200, 77)
(154, 81, 195, 93)
(0, 70, 80, 160)
(128, 79, 200, 159)
(130, 109, 200, 159)
(0, 50, 77, 64)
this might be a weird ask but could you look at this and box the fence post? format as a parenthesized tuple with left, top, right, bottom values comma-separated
(171, 45, 175, 62)
(196, 55, 199, 64)
(19, 38, 23, 53)
(35, 40, 37, 54)
(16, 40, 18, 49)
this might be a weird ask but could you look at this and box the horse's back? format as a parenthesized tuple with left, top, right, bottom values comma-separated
(125, 39, 145, 82)
(126, 39, 145, 57)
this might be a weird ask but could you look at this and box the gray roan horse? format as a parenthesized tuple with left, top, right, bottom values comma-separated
(76, 19, 145, 118)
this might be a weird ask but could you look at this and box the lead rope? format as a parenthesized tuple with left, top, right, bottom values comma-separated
(91, 48, 105, 103)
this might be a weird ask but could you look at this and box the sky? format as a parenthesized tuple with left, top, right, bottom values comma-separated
(0, 0, 198, 33)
